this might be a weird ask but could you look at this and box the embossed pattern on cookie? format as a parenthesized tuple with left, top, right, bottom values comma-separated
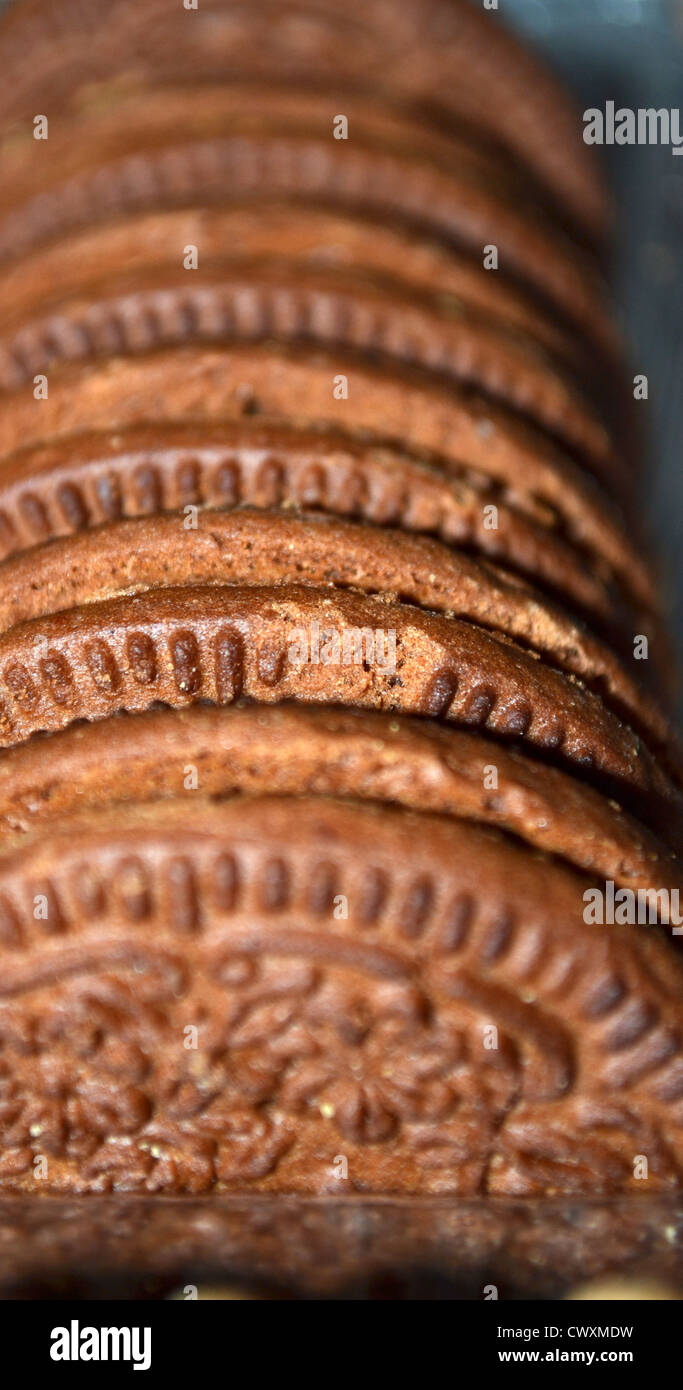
(0, 0, 610, 241)
(0, 796, 679, 1195)
(0, 205, 619, 384)
(0, 134, 614, 385)
(0, 268, 620, 489)
(0, 422, 647, 641)
(0, 505, 668, 750)
(0, 703, 677, 896)
(0, 347, 655, 618)
(0, 0, 679, 1222)
(0, 584, 676, 823)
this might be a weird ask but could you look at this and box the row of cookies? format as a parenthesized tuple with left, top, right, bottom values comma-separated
(0, 0, 680, 1202)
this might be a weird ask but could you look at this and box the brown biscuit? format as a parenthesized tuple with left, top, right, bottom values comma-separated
(0, 0, 609, 243)
(0, 346, 656, 623)
(0, 81, 542, 218)
(0, 205, 618, 384)
(0, 265, 620, 489)
(0, 110, 611, 357)
(0, 702, 677, 897)
(0, 424, 634, 644)
(0, 794, 679, 1195)
(0, 504, 667, 749)
(0, 0, 678, 1238)
(0, 582, 675, 822)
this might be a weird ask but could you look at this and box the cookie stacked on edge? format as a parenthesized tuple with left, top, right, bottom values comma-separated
(0, 0, 680, 1209)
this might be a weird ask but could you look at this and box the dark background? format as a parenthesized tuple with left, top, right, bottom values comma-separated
(506, 0, 683, 720)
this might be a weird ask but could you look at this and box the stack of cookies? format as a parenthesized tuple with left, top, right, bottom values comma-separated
(0, 0, 680, 1219)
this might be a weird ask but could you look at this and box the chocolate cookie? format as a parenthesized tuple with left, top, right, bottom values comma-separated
(0, 264, 620, 488)
(0, 0, 679, 1237)
(0, 205, 619, 384)
(0, 0, 609, 243)
(0, 583, 675, 826)
(0, 347, 655, 622)
(0, 703, 676, 896)
(0, 795, 679, 1195)
(0, 100, 612, 357)
(0, 80, 542, 213)
(0, 505, 667, 749)
(0, 423, 651, 670)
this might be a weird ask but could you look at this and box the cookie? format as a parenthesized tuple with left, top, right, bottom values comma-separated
(0, 583, 675, 826)
(0, 505, 667, 749)
(0, 346, 654, 617)
(0, 794, 679, 1195)
(0, 80, 539, 211)
(0, 103, 612, 357)
(0, 0, 679, 1227)
(0, 422, 643, 647)
(0, 204, 618, 384)
(0, 0, 609, 243)
(0, 702, 676, 896)
(0, 264, 620, 488)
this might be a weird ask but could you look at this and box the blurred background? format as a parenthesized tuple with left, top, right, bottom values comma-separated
(506, 0, 683, 719)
